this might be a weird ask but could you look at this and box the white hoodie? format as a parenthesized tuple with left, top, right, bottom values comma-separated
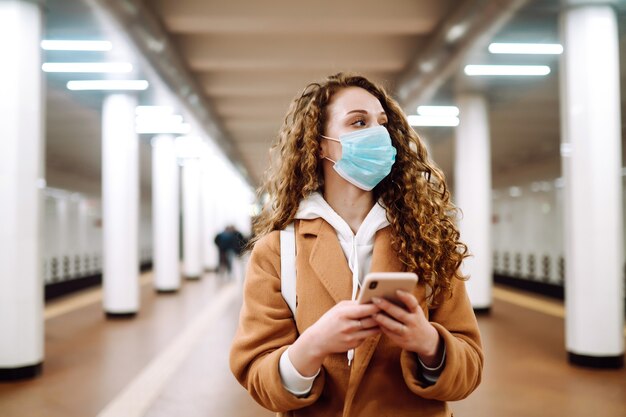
(278, 192, 390, 396)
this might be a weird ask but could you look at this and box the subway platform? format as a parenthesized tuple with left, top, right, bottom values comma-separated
(1, 266, 624, 417)
(2, 1, 626, 415)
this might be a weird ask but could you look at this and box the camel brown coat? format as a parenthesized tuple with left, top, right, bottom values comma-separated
(230, 218, 483, 417)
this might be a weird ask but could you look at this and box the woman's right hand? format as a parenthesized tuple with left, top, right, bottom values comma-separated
(288, 300, 381, 376)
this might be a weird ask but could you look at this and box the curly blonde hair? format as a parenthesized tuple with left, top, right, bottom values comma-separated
(252, 73, 469, 306)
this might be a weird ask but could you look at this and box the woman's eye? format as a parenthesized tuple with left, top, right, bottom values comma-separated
(352, 118, 366, 127)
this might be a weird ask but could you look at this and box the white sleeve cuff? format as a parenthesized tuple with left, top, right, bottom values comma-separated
(418, 344, 446, 384)
(278, 348, 320, 397)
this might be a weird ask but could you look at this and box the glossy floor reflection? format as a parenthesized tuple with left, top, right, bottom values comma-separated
(0, 271, 234, 417)
(0, 270, 624, 417)
(451, 290, 626, 417)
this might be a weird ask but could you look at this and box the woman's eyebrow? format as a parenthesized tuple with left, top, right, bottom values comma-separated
(345, 109, 387, 116)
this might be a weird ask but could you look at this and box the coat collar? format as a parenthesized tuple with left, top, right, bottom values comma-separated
(297, 216, 325, 237)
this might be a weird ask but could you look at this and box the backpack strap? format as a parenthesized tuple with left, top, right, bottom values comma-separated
(280, 222, 297, 316)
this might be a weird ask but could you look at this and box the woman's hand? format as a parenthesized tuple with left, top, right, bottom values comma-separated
(289, 300, 381, 376)
(371, 290, 443, 367)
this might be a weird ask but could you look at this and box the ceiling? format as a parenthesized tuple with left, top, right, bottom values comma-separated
(147, 0, 458, 185)
(43, 0, 626, 198)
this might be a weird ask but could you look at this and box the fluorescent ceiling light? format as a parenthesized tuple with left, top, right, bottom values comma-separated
(136, 115, 184, 126)
(408, 115, 459, 127)
(446, 24, 467, 43)
(42, 62, 132, 73)
(136, 123, 191, 135)
(136, 108, 197, 135)
(488, 43, 563, 54)
(135, 106, 174, 116)
(67, 80, 149, 91)
(41, 40, 113, 51)
(417, 105, 459, 117)
(464, 65, 550, 76)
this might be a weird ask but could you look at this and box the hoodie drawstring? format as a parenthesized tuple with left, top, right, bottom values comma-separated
(347, 236, 360, 367)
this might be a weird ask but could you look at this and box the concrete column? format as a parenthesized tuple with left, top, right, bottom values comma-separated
(0, 0, 44, 380)
(151, 135, 181, 291)
(559, 3, 624, 368)
(454, 94, 493, 312)
(102, 94, 139, 316)
(182, 158, 202, 278)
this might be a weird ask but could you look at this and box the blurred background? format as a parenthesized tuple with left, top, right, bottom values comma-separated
(1, 0, 625, 416)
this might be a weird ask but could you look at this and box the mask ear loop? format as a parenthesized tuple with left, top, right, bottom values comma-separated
(320, 135, 339, 163)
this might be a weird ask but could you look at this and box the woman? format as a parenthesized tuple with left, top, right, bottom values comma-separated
(229, 73, 483, 416)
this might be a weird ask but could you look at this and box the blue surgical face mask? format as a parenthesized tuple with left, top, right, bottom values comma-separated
(321, 125, 397, 191)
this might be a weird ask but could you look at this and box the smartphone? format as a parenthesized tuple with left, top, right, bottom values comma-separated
(357, 272, 418, 305)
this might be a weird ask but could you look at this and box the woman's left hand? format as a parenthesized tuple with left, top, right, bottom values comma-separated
(371, 290, 443, 367)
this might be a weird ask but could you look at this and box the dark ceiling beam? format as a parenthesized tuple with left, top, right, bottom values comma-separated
(395, 0, 533, 111)
(86, 0, 254, 186)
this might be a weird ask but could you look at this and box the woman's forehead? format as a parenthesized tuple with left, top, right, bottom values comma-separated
(327, 87, 385, 117)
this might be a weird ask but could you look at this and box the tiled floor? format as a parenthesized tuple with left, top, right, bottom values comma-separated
(0, 271, 233, 417)
(1, 271, 625, 417)
(450, 295, 626, 417)
(143, 291, 272, 417)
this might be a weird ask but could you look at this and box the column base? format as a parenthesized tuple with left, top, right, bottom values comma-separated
(568, 352, 624, 369)
(105, 311, 137, 319)
(185, 275, 201, 280)
(156, 288, 179, 294)
(0, 363, 42, 381)
(473, 306, 491, 315)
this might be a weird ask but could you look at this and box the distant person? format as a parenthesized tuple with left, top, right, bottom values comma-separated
(214, 225, 246, 276)
(229, 73, 483, 416)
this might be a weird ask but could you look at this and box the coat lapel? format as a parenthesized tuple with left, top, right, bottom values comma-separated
(300, 219, 353, 303)
(369, 226, 405, 273)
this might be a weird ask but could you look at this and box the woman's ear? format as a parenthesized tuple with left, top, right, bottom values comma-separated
(319, 137, 329, 159)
